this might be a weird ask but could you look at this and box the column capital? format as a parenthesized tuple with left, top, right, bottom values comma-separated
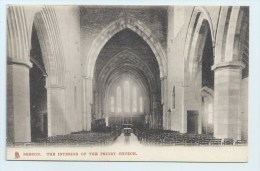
(211, 61, 245, 71)
(7, 57, 33, 69)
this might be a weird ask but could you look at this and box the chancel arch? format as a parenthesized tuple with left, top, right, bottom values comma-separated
(83, 17, 167, 78)
(82, 19, 168, 130)
(91, 28, 162, 130)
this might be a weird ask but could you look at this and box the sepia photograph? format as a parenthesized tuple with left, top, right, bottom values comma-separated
(5, 4, 250, 162)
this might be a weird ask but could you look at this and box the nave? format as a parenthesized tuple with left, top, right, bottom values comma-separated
(7, 6, 249, 145)
(14, 125, 246, 147)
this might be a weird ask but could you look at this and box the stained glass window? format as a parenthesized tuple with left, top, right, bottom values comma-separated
(124, 81, 130, 112)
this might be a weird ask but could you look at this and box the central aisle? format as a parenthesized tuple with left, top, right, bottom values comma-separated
(112, 132, 143, 147)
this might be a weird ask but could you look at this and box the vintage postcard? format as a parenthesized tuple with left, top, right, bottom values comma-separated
(6, 5, 249, 161)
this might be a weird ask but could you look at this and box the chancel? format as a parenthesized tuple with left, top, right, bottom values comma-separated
(7, 6, 248, 146)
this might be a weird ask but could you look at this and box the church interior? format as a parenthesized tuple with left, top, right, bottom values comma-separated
(7, 6, 249, 146)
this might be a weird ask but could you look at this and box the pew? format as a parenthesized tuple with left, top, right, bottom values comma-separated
(223, 138, 234, 145)
(210, 139, 222, 145)
(133, 126, 248, 147)
(45, 128, 121, 146)
(198, 139, 210, 146)
(235, 140, 247, 145)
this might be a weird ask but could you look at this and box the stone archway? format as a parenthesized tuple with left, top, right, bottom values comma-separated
(182, 7, 215, 134)
(32, 7, 66, 137)
(97, 50, 156, 128)
(83, 17, 167, 78)
(183, 7, 215, 63)
(7, 6, 66, 142)
(33, 7, 66, 87)
(183, 7, 215, 77)
(212, 7, 248, 140)
(82, 18, 167, 131)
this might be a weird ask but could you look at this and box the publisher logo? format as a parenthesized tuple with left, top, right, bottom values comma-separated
(15, 152, 20, 159)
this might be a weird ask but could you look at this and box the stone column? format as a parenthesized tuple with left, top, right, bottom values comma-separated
(152, 101, 160, 129)
(240, 77, 248, 140)
(7, 58, 32, 143)
(83, 77, 93, 131)
(97, 90, 102, 118)
(212, 61, 244, 140)
(95, 90, 99, 118)
(201, 97, 208, 134)
(100, 90, 105, 118)
(46, 86, 66, 136)
(161, 77, 168, 130)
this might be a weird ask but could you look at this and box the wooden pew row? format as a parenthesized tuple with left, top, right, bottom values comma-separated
(32, 127, 122, 146)
(133, 127, 247, 146)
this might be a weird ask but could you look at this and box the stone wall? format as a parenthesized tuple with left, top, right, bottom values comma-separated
(167, 6, 193, 132)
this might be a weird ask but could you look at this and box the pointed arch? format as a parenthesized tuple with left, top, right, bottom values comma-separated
(83, 17, 167, 78)
(97, 49, 156, 88)
(7, 6, 31, 65)
(31, 6, 67, 136)
(32, 6, 66, 87)
(105, 67, 150, 98)
(214, 6, 248, 65)
(183, 7, 215, 79)
(183, 6, 215, 62)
